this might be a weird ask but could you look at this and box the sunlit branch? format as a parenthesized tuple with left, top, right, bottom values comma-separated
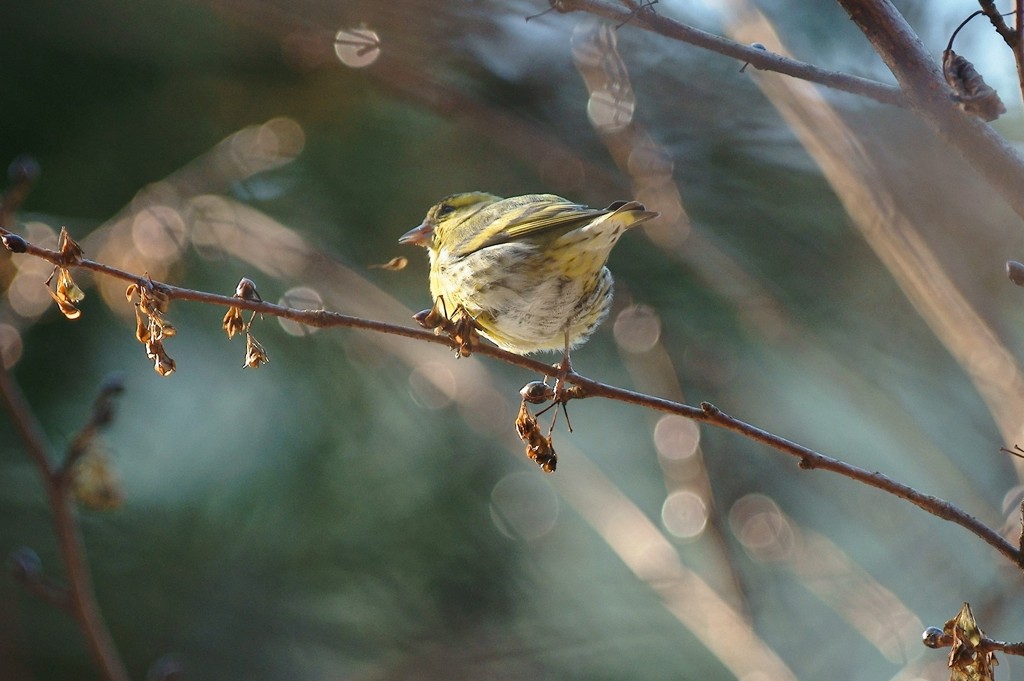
(836, 0, 1024, 222)
(552, 0, 906, 107)
(2, 224, 1018, 569)
(977, 0, 1017, 47)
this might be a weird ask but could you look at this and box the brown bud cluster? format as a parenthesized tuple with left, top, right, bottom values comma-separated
(943, 50, 1006, 121)
(126, 277, 176, 376)
(515, 401, 557, 473)
(413, 297, 478, 358)
(45, 228, 86, 320)
(223, 277, 269, 369)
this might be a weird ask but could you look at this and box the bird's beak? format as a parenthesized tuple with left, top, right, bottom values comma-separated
(399, 221, 433, 246)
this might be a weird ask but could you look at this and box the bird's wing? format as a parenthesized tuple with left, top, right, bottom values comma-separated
(455, 195, 609, 257)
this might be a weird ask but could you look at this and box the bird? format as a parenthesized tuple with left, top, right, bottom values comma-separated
(399, 192, 657, 357)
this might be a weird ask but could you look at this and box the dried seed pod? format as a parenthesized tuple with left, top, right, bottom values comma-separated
(515, 400, 558, 472)
(943, 50, 1006, 121)
(413, 298, 478, 357)
(222, 306, 247, 339)
(57, 227, 83, 261)
(146, 338, 176, 376)
(941, 602, 996, 679)
(48, 267, 85, 320)
(244, 333, 269, 368)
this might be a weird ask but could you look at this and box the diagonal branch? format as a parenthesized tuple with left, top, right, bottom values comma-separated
(553, 0, 906, 106)
(559, 0, 1024, 223)
(836, 0, 1024, 221)
(978, 0, 1017, 46)
(3, 224, 1017, 568)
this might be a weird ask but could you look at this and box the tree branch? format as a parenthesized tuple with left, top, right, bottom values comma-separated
(978, 0, 1017, 47)
(0, 365, 130, 681)
(553, 0, 906, 106)
(3, 224, 1017, 569)
(557, 0, 1024, 223)
(837, 0, 1024, 221)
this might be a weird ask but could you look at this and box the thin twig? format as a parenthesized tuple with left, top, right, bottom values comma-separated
(0, 366, 130, 681)
(973, 1, 1024, 109)
(1019, 499, 1024, 569)
(836, 0, 1024, 222)
(978, 0, 1017, 46)
(552, 0, 906, 107)
(925, 628, 1024, 656)
(563, 0, 1024, 223)
(3, 226, 1017, 568)
(57, 375, 124, 486)
(575, 373, 1018, 565)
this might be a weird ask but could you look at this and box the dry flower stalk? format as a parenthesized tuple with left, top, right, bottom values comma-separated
(515, 400, 557, 472)
(45, 228, 86, 320)
(126, 278, 176, 376)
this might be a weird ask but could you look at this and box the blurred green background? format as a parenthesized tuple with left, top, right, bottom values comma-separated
(3, 1, 1024, 679)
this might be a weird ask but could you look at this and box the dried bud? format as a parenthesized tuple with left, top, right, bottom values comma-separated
(222, 306, 247, 339)
(939, 602, 996, 679)
(146, 338, 176, 376)
(450, 317, 479, 358)
(57, 268, 84, 303)
(532, 445, 557, 473)
(515, 400, 558, 472)
(1007, 261, 1024, 287)
(234, 277, 262, 302)
(520, 381, 554, 404)
(47, 267, 85, 320)
(135, 305, 151, 343)
(57, 227, 83, 262)
(244, 333, 269, 368)
(141, 287, 170, 316)
(1, 232, 28, 253)
(943, 50, 1006, 121)
(921, 626, 946, 649)
(412, 298, 477, 357)
(515, 400, 538, 442)
(413, 307, 444, 330)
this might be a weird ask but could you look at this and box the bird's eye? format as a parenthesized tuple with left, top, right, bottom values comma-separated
(436, 203, 455, 218)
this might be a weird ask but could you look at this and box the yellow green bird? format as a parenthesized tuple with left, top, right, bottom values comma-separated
(400, 192, 657, 355)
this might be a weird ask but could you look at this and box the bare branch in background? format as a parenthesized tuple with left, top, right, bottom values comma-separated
(0, 367, 130, 681)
